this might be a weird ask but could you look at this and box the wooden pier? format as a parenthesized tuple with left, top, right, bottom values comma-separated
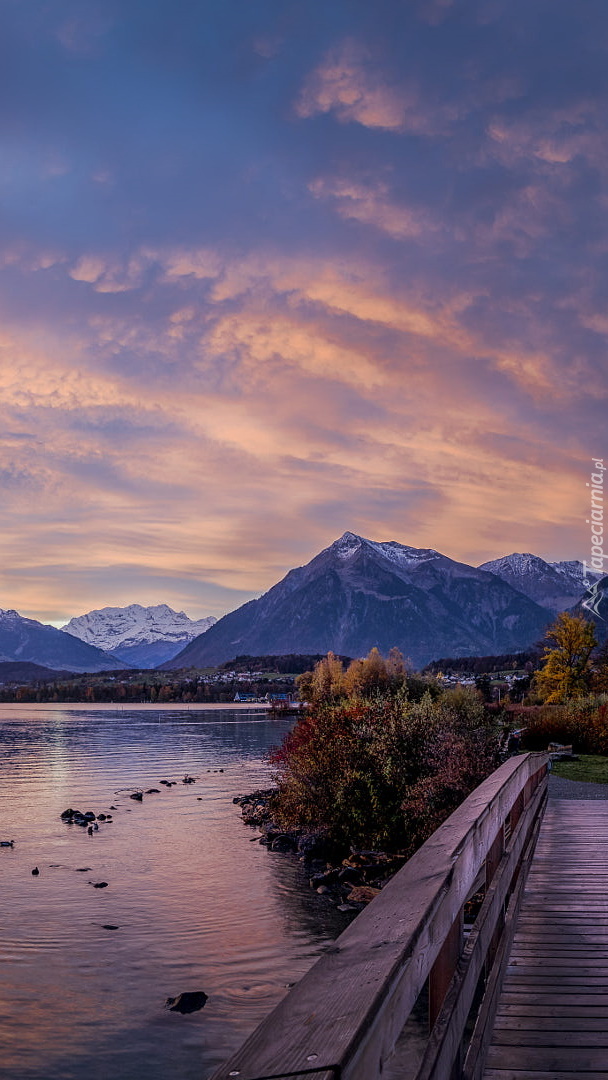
(209, 755, 608, 1080)
(484, 799, 608, 1079)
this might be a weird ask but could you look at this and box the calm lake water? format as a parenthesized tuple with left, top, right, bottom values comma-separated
(0, 706, 352, 1080)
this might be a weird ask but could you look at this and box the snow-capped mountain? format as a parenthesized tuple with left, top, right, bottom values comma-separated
(162, 532, 551, 669)
(0, 609, 126, 673)
(62, 604, 217, 668)
(479, 553, 599, 614)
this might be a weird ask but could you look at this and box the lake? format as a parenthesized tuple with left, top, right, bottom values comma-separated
(0, 705, 352, 1080)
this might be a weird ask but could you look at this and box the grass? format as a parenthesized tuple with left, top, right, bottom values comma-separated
(552, 754, 608, 784)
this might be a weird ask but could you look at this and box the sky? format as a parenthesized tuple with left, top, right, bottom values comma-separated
(1, 0, 607, 624)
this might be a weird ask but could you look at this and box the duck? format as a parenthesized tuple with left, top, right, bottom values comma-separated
(0, 840, 15, 847)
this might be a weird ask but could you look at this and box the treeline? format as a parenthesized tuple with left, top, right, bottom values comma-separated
(0, 674, 295, 704)
(424, 650, 540, 675)
(219, 653, 353, 675)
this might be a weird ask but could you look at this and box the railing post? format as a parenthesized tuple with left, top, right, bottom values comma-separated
(429, 906, 465, 1078)
(485, 826, 505, 976)
(429, 905, 464, 1028)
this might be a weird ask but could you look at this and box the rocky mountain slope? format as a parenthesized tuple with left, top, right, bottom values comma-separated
(0, 609, 126, 673)
(161, 532, 552, 670)
(62, 604, 217, 668)
(479, 553, 597, 613)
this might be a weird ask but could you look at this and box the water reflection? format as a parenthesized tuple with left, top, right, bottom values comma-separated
(0, 707, 351, 1080)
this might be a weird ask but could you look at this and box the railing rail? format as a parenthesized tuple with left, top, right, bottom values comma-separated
(209, 752, 548, 1080)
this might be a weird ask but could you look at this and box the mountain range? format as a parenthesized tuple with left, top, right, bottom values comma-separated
(62, 604, 216, 667)
(478, 553, 596, 614)
(1, 537, 604, 674)
(162, 534, 560, 670)
(0, 609, 127, 673)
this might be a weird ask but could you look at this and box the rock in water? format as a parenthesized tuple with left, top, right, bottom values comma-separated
(165, 991, 208, 1014)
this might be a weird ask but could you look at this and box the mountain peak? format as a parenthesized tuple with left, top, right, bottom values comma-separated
(164, 535, 550, 669)
(328, 532, 440, 565)
(480, 552, 596, 614)
(330, 532, 364, 557)
(62, 603, 217, 668)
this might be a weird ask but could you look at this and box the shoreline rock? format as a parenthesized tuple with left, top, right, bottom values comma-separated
(234, 789, 407, 909)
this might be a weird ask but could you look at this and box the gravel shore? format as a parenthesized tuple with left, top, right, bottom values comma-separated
(549, 772, 608, 800)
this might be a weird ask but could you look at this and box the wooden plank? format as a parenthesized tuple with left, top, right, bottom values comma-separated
(492, 1029, 608, 1046)
(494, 1016, 608, 1031)
(505, 969, 608, 979)
(484, 1072, 608, 1080)
(500, 992, 608, 1005)
(497, 1004, 608, 1017)
(486, 1046, 608, 1070)
(510, 961, 608, 967)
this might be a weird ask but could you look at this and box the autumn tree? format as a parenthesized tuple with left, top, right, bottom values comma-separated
(297, 647, 410, 705)
(592, 639, 608, 693)
(534, 613, 598, 703)
(296, 651, 346, 704)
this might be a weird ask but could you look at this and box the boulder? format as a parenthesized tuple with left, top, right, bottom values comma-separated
(270, 834, 297, 852)
(165, 991, 208, 1014)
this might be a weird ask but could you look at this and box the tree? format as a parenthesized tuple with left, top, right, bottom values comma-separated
(592, 639, 608, 693)
(296, 652, 345, 704)
(534, 613, 598, 703)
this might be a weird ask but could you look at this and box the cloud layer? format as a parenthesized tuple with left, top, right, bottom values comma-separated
(0, 0, 606, 622)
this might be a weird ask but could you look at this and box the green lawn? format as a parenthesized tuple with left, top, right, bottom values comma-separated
(552, 755, 608, 784)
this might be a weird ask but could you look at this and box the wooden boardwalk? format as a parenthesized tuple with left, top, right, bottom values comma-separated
(484, 798, 608, 1080)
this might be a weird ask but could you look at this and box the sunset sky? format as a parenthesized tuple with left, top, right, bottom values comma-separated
(1, 0, 607, 624)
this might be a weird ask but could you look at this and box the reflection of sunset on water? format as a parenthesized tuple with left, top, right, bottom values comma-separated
(0, 708, 349, 1079)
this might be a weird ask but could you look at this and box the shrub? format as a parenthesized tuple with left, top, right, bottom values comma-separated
(270, 685, 500, 855)
(521, 694, 608, 754)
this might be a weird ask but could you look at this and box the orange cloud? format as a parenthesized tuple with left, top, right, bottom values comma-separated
(309, 177, 434, 239)
(295, 40, 409, 131)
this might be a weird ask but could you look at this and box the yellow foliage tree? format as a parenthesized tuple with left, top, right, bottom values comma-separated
(534, 613, 598, 703)
(297, 647, 408, 705)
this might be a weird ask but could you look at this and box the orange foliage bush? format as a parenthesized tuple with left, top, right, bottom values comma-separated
(270, 684, 500, 855)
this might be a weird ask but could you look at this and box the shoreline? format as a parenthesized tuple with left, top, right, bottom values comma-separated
(0, 701, 274, 713)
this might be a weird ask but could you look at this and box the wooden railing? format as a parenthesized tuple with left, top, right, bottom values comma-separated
(209, 752, 548, 1080)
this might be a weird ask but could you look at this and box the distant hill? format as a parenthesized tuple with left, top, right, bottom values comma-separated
(0, 661, 69, 684)
(62, 603, 216, 667)
(479, 553, 596, 614)
(0, 609, 127, 673)
(161, 532, 552, 670)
